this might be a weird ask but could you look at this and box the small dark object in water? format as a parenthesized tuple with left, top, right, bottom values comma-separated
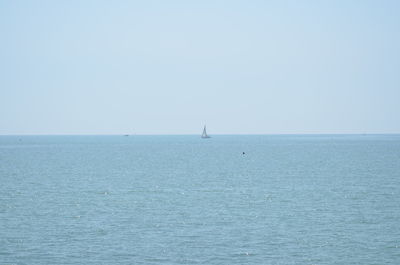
(242, 152, 245, 155)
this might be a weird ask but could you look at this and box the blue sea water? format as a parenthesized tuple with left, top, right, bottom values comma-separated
(0, 135, 399, 265)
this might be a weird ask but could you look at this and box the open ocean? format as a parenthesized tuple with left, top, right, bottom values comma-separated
(0, 135, 399, 265)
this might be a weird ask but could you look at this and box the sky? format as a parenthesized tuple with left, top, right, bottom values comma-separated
(1, 0, 399, 135)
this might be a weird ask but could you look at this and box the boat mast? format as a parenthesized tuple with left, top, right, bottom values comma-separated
(202, 125, 210, 138)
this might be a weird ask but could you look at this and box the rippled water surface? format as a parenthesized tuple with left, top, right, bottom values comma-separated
(1, 135, 400, 264)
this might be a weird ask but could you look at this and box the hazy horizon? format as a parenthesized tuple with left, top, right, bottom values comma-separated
(1, 1, 400, 135)
(2, 133, 400, 136)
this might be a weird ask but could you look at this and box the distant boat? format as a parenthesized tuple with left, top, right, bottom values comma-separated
(201, 125, 211, 138)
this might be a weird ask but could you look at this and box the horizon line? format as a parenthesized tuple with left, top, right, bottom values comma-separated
(1, 133, 400, 136)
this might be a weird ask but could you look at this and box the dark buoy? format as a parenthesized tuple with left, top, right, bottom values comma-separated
(242, 152, 245, 155)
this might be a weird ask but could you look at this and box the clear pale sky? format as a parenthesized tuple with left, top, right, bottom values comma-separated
(1, 0, 399, 135)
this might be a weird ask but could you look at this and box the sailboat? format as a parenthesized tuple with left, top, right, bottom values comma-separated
(201, 125, 211, 138)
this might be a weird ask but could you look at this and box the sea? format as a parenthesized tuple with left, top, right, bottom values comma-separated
(0, 135, 399, 265)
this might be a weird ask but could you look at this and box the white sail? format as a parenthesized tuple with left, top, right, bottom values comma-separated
(201, 125, 210, 138)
